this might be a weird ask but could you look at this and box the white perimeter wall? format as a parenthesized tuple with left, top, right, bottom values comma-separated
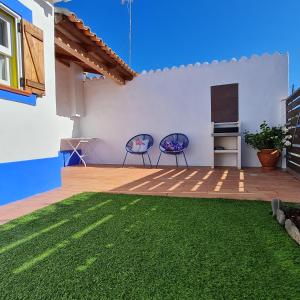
(0, 0, 59, 163)
(80, 53, 288, 167)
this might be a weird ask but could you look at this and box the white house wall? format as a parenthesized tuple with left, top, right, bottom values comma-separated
(80, 53, 288, 167)
(0, 0, 58, 163)
(0, 0, 62, 204)
(55, 61, 85, 149)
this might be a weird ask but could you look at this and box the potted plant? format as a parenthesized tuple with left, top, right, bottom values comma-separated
(244, 121, 292, 170)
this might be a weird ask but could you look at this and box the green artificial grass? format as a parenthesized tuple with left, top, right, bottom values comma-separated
(0, 193, 300, 299)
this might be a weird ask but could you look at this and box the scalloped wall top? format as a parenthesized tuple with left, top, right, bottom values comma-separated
(140, 52, 286, 75)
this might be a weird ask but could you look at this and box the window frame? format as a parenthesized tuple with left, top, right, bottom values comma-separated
(0, 12, 12, 56)
(0, 12, 12, 86)
(0, 54, 10, 85)
(0, 3, 23, 89)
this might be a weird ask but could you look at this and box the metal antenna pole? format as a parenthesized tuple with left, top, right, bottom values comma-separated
(121, 0, 133, 67)
(129, 0, 132, 67)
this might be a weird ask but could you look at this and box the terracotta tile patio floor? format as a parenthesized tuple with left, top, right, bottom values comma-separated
(0, 165, 299, 224)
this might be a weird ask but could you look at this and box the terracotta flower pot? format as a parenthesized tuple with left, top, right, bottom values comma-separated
(257, 149, 281, 170)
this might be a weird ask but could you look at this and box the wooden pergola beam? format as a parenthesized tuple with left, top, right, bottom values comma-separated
(56, 53, 82, 62)
(55, 13, 136, 82)
(55, 31, 125, 85)
(56, 19, 122, 71)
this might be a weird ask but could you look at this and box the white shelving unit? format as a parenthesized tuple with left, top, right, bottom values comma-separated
(211, 122, 241, 169)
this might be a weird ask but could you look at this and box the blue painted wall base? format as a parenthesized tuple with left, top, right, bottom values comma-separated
(0, 156, 62, 206)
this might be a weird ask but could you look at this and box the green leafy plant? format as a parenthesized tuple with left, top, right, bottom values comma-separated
(244, 121, 292, 151)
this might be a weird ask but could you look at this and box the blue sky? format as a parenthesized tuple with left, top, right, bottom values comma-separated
(57, 0, 300, 91)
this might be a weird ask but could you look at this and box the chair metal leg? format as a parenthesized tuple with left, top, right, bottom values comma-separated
(156, 151, 162, 168)
(122, 151, 128, 167)
(147, 152, 152, 168)
(175, 155, 178, 167)
(142, 154, 145, 166)
(183, 151, 188, 169)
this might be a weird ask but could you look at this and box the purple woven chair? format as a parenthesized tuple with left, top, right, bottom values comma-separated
(156, 133, 189, 168)
(122, 134, 154, 167)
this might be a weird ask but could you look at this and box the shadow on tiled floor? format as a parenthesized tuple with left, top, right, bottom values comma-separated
(0, 165, 299, 224)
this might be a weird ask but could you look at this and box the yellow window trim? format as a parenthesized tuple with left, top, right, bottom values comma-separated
(0, 9, 19, 89)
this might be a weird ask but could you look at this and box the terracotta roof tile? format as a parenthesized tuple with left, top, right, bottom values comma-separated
(55, 8, 137, 79)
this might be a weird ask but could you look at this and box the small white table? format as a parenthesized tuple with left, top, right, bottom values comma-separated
(61, 138, 99, 167)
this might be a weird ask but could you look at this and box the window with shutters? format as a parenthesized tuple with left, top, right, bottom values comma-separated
(0, 4, 22, 88)
(0, 3, 45, 97)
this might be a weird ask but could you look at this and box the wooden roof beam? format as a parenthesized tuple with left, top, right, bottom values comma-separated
(56, 17, 134, 78)
(56, 19, 115, 66)
(54, 10, 137, 81)
(56, 17, 93, 45)
(56, 53, 82, 62)
(55, 32, 125, 84)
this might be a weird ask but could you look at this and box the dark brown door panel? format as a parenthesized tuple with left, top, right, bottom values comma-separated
(211, 83, 239, 122)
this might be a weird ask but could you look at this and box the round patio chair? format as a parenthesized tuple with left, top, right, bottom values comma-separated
(122, 134, 154, 167)
(156, 133, 189, 168)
